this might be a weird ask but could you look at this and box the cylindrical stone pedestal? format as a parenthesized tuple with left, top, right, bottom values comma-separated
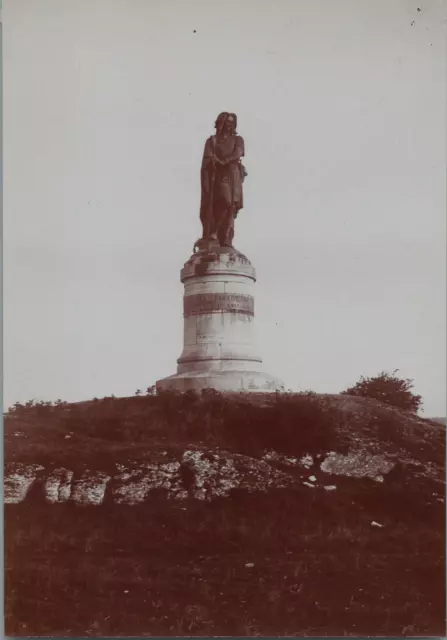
(156, 246, 284, 393)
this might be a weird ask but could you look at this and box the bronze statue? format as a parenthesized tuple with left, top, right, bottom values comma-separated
(198, 112, 247, 249)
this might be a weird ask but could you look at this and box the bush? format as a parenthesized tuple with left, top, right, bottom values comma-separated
(342, 370, 422, 413)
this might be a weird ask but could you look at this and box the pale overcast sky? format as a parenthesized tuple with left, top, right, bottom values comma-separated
(4, 0, 446, 415)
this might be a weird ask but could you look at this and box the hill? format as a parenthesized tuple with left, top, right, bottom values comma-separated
(429, 416, 446, 426)
(4, 390, 446, 637)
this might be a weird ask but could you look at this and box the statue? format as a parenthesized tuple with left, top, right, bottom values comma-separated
(196, 112, 247, 250)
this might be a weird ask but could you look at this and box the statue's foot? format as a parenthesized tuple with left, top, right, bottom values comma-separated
(194, 235, 222, 253)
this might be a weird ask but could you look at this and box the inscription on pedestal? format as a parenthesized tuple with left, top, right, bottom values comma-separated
(184, 293, 254, 316)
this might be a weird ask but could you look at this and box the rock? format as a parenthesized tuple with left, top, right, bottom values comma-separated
(300, 454, 314, 469)
(113, 461, 185, 505)
(263, 450, 299, 467)
(4, 464, 44, 504)
(45, 468, 74, 503)
(320, 450, 395, 480)
(4, 429, 444, 505)
(2, 448, 297, 506)
(71, 471, 111, 506)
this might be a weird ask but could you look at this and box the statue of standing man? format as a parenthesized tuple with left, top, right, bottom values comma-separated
(198, 112, 247, 249)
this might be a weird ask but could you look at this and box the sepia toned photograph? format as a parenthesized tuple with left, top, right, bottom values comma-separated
(3, 0, 446, 637)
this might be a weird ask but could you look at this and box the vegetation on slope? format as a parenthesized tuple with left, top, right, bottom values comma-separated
(342, 370, 423, 413)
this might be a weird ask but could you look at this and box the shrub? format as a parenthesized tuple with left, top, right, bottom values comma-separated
(342, 370, 422, 413)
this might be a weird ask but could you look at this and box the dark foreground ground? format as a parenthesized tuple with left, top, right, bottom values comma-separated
(5, 490, 445, 637)
(4, 391, 446, 636)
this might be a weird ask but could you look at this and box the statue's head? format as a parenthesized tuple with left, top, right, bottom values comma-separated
(215, 112, 237, 135)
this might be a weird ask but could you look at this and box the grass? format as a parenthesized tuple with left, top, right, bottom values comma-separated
(4, 390, 446, 636)
(5, 491, 445, 637)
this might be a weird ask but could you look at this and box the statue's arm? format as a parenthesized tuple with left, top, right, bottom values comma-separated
(221, 136, 245, 165)
(201, 137, 215, 170)
(200, 137, 214, 196)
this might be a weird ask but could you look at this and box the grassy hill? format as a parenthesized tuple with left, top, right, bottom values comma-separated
(4, 390, 446, 637)
(429, 416, 446, 426)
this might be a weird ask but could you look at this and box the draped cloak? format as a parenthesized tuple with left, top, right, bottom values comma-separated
(199, 134, 245, 236)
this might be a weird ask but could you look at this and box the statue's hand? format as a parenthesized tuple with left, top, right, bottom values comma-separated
(212, 155, 225, 166)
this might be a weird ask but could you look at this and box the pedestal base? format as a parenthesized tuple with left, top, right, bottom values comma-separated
(156, 369, 284, 394)
(155, 245, 284, 395)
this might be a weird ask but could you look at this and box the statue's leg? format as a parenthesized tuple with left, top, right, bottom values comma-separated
(209, 202, 219, 240)
(209, 183, 225, 240)
(228, 212, 235, 245)
(218, 205, 236, 247)
(216, 182, 234, 246)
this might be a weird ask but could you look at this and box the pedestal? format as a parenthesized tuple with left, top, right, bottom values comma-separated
(156, 244, 284, 393)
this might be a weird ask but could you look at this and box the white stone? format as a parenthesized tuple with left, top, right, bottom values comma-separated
(112, 450, 292, 503)
(320, 450, 395, 480)
(45, 468, 74, 503)
(4, 449, 298, 506)
(156, 247, 283, 393)
(112, 462, 182, 505)
(4, 464, 44, 504)
(71, 471, 111, 505)
(263, 450, 298, 467)
(181, 450, 240, 500)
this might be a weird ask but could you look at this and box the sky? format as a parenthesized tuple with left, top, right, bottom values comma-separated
(3, 0, 446, 415)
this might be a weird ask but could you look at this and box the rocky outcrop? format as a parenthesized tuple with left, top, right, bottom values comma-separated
(4, 449, 294, 505)
(4, 443, 442, 506)
(4, 463, 45, 504)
